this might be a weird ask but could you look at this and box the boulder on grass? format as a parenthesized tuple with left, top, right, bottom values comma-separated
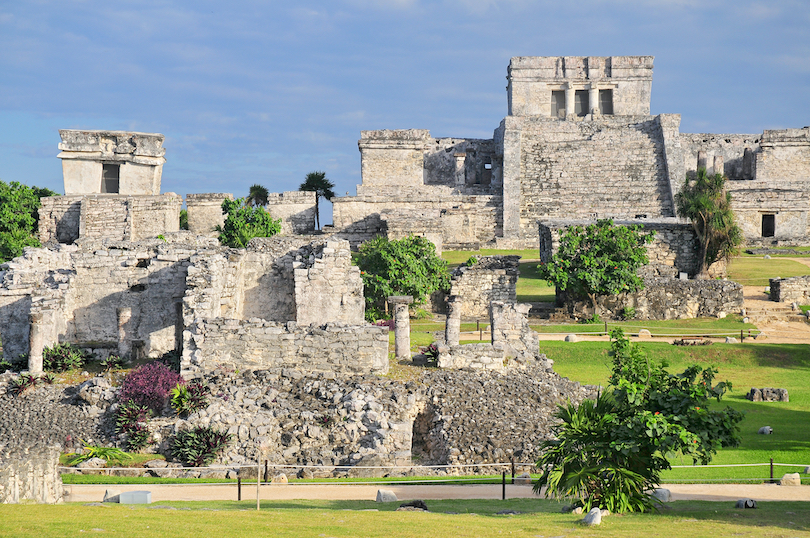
(376, 489, 397, 503)
(583, 507, 602, 525)
(781, 473, 801, 487)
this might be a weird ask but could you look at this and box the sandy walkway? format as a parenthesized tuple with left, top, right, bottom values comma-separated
(64, 482, 810, 504)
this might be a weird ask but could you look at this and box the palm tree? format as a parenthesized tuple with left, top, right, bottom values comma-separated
(246, 184, 269, 207)
(299, 171, 335, 230)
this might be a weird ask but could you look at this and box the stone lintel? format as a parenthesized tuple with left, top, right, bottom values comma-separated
(387, 295, 413, 305)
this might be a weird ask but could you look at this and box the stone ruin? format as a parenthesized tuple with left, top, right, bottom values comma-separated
(332, 56, 810, 250)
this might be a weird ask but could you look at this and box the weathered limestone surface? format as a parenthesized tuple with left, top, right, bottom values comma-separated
(265, 191, 317, 235)
(560, 277, 744, 320)
(769, 276, 810, 303)
(186, 193, 233, 236)
(449, 256, 519, 319)
(39, 194, 182, 244)
(0, 445, 63, 504)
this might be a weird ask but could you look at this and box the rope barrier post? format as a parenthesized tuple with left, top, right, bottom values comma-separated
(604, 321, 608, 336)
(770, 458, 774, 483)
(741, 329, 744, 342)
(511, 456, 515, 484)
(264, 460, 269, 483)
(257, 462, 261, 511)
(502, 471, 506, 500)
(238, 476, 242, 501)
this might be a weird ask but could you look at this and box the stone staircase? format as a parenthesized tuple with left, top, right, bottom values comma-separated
(744, 304, 807, 325)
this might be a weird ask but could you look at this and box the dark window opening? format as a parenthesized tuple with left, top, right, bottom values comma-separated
(102, 164, 120, 193)
(762, 214, 775, 237)
(574, 90, 589, 117)
(482, 158, 492, 183)
(129, 284, 146, 292)
(599, 89, 614, 115)
(551, 91, 566, 118)
(136, 259, 150, 268)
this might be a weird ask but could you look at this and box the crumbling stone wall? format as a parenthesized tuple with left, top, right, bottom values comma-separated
(186, 193, 233, 237)
(769, 276, 810, 303)
(755, 128, 810, 182)
(561, 277, 744, 320)
(680, 133, 760, 179)
(265, 191, 316, 235)
(39, 194, 182, 244)
(0, 445, 63, 504)
(728, 184, 810, 244)
(448, 256, 519, 319)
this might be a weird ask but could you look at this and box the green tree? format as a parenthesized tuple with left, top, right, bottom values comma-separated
(355, 235, 450, 321)
(535, 329, 742, 513)
(675, 168, 743, 278)
(179, 209, 189, 230)
(216, 198, 281, 248)
(299, 171, 335, 230)
(246, 184, 269, 207)
(538, 219, 655, 319)
(0, 180, 57, 263)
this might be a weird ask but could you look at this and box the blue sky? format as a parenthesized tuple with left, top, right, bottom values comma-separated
(1, 0, 808, 222)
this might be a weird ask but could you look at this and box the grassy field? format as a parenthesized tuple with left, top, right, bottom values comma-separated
(727, 257, 810, 286)
(542, 340, 810, 481)
(3, 499, 810, 537)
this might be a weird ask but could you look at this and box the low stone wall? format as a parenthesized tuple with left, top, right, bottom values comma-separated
(0, 445, 63, 504)
(561, 277, 744, 320)
(449, 256, 519, 319)
(265, 191, 316, 235)
(182, 320, 389, 378)
(39, 194, 182, 244)
(186, 193, 233, 236)
(769, 275, 810, 303)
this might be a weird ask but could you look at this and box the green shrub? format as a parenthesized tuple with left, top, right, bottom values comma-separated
(43, 343, 87, 372)
(216, 198, 281, 248)
(100, 354, 124, 371)
(171, 426, 232, 467)
(534, 329, 742, 513)
(65, 441, 133, 466)
(464, 255, 478, 267)
(620, 306, 637, 320)
(170, 381, 209, 416)
(356, 235, 450, 321)
(115, 401, 151, 451)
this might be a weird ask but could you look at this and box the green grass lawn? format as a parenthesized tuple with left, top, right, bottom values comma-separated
(728, 257, 810, 286)
(531, 316, 758, 336)
(3, 500, 810, 537)
(441, 249, 539, 266)
(543, 340, 810, 481)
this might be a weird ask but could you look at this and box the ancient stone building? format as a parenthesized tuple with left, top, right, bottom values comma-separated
(332, 56, 810, 250)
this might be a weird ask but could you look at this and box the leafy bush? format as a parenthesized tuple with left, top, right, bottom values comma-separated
(9, 373, 40, 395)
(216, 198, 281, 248)
(66, 441, 133, 466)
(538, 219, 654, 319)
(423, 343, 440, 367)
(356, 235, 450, 321)
(171, 426, 232, 467)
(464, 255, 478, 267)
(115, 401, 151, 451)
(43, 343, 87, 372)
(619, 306, 636, 320)
(179, 208, 189, 230)
(118, 361, 183, 414)
(100, 354, 124, 371)
(170, 381, 209, 416)
(535, 329, 742, 513)
(0, 180, 57, 263)
(580, 312, 601, 324)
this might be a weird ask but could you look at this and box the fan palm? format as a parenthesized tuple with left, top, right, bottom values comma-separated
(299, 171, 335, 230)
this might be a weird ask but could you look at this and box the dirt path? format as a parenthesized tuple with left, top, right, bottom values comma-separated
(64, 483, 810, 503)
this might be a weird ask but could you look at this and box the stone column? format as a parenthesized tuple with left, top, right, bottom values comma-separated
(565, 83, 576, 119)
(453, 153, 467, 187)
(713, 155, 724, 177)
(697, 150, 707, 172)
(117, 307, 133, 360)
(388, 296, 413, 360)
(445, 297, 461, 347)
(28, 313, 44, 374)
(588, 84, 599, 116)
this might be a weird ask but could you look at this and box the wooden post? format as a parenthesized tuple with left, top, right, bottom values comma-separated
(502, 471, 506, 500)
(238, 477, 242, 501)
(257, 463, 261, 511)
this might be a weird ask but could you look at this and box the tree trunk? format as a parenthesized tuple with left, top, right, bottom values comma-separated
(314, 197, 320, 230)
(589, 293, 599, 320)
